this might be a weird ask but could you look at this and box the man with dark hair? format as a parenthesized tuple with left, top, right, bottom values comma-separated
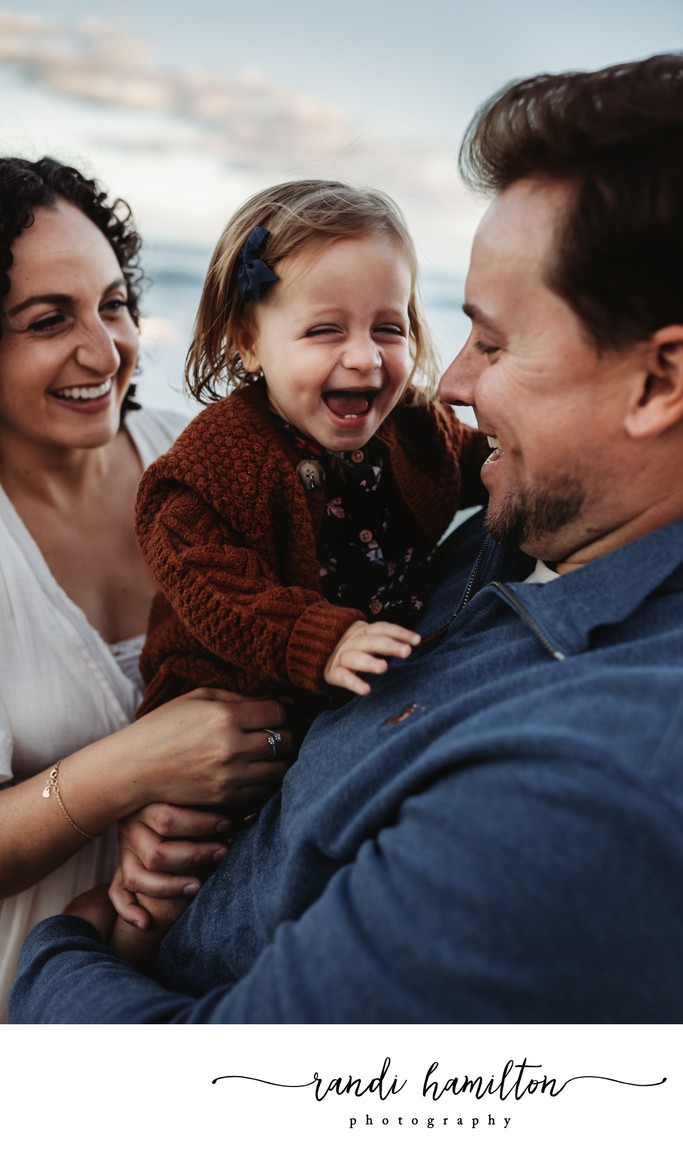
(9, 53, 683, 1024)
(458, 53, 683, 351)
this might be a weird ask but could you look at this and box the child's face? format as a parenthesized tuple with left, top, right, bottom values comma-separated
(238, 233, 412, 451)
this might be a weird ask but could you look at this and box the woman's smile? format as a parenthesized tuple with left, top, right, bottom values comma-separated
(49, 380, 115, 408)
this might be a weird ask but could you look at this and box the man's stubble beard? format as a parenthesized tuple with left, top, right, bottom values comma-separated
(484, 477, 586, 553)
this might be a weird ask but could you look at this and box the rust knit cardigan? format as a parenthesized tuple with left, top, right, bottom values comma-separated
(135, 383, 487, 715)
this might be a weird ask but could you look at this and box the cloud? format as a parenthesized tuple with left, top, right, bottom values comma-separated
(0, 11, 467, 182)
(0, 10, 484, 272)
(0, 13, 164, 102)
(0, 13, 361, 163)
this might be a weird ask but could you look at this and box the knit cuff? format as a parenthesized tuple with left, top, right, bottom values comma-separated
(286, 600, 364, 693)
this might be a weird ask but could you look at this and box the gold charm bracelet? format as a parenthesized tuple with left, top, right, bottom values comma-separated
(42, 759, 95, 839)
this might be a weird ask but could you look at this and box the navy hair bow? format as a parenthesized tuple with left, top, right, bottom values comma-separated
(236, 225, 279, 301)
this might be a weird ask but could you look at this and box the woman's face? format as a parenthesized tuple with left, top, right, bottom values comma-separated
(0, 198, 139, 457)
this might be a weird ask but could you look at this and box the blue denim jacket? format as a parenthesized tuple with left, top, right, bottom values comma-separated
(10, 512, 683, 1022)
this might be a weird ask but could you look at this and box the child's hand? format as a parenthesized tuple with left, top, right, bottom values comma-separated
(324, 619, 421, 696)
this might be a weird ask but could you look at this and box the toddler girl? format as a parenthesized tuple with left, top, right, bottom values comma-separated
(135, 179, 487, 718)
(111, 179, 487, 965)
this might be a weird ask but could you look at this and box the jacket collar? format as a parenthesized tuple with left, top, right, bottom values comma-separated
(491, 517, 683, 656)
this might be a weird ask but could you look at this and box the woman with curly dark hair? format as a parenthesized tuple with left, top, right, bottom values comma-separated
(0, 157, 289, 1018)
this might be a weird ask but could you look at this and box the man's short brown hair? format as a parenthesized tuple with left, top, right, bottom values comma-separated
(459, 54, 683, 349)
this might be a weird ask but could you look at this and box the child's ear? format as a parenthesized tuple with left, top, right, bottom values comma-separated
(625, 325, 683, 438)
(236, 322, 260, 373)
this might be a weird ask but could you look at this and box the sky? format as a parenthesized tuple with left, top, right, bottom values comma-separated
(0, 1, 681, 405)
(2, 1, 681, 265)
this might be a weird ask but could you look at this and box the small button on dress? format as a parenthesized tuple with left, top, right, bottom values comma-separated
(296, 459, 325, 490)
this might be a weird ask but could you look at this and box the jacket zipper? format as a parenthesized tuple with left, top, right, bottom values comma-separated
(489, 581, 566, 661)
(458, 537, 491, 612)
(453, 538, 565, 662)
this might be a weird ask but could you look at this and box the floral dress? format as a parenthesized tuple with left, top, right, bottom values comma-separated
(278, 419, 430, 625)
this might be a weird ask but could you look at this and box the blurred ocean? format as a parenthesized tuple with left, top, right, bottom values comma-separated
(136, 242, 473, 421)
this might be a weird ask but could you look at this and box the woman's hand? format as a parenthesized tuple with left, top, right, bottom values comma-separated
(115, 688, 291, 810)
(0, 693, 289, 902)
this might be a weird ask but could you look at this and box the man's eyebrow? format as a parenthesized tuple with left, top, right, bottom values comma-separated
(8, 278, 127, 318)
(462, 301, 506, 341)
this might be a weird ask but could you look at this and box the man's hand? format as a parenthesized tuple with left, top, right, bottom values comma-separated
(106, 803, 234, 927)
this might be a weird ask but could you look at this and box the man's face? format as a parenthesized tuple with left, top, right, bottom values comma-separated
(439, 179, 641, 566)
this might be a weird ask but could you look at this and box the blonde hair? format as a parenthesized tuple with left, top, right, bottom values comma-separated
(185, 179, 440, 405)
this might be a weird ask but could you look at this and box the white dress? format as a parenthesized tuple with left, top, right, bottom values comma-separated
(0, 407, 186, 1019)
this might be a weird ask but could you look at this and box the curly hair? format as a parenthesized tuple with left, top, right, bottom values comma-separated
(0, 156, 144, 414)
(458, 53, 683, 350)
(185, 178, 441, 406)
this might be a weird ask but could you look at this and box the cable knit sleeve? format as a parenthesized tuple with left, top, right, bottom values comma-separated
(135, 393, 363, 710)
